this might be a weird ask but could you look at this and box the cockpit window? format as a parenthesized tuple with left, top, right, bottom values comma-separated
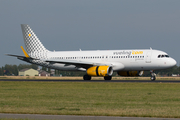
(165, 55, 169, 57)
(157, 54, 169, 58)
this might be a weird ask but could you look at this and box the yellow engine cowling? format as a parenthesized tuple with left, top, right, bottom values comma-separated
(87, 66, 113, 77)
(118, 71, 144, 76)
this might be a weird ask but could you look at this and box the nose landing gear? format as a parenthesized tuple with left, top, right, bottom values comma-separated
(150, 70, 156, 81)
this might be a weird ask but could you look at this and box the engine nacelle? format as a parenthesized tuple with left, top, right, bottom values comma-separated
(118, 71, 144, 76)
(87, 66, 113, 77)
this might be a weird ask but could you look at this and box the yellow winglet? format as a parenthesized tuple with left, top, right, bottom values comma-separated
(21, 46, 30, 58)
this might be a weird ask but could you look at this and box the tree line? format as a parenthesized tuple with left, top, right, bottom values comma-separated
(0, 64, 179, 77)
(0, 64, 38, 76)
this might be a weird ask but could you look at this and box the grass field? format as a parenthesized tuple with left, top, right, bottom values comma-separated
(0, 81, 180, 118)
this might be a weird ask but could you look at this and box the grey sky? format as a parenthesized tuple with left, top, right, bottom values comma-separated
(0, 0, 180, 67)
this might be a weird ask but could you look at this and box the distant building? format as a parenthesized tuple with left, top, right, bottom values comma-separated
(38, 70, 50, 77)
(50, 69, 55, 76)
(19, 68, 39, 76)
(172, 74, 179, 77)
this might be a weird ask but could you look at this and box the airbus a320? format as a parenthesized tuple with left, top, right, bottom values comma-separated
(7, 24, 177, 81)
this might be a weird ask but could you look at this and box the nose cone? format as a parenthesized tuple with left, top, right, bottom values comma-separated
(170, 58, 177, 67)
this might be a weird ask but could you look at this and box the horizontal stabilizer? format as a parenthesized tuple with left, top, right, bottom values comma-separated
(6, 54, 27, 58)
(6, 54, 39, 60)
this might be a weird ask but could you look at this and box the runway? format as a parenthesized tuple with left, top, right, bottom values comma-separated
(0, 113, 180, 120)
(1, 79, 180, 83)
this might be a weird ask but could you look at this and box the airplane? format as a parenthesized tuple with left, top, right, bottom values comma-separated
(7, 24, 177, 81)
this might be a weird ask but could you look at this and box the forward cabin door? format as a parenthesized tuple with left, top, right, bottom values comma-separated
(146, 51, 152, 63)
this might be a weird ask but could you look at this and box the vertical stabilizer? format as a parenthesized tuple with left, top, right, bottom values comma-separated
(21, 24, 49, 55)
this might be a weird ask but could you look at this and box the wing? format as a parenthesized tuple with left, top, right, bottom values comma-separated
(45, 59, 111, 69)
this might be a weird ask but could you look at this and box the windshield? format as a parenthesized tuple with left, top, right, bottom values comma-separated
(158, 54, 169, 58)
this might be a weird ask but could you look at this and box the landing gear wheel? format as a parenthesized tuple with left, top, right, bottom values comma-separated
(83, 74, 91, 80)
(104, 76, 112, 80)
(150, 70, 156, 81)
(151, 76, 156, 81)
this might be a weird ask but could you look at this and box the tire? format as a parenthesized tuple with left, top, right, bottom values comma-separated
(83, 75, 91, 80)
(151, 76, 156, 81)
(104, 76, 112, 80)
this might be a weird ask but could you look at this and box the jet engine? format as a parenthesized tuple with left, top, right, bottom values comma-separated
(118, 71, 144, 76)
(87, 66, 113, 76)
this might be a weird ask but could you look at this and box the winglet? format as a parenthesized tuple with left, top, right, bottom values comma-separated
(21, 46, 30, 58)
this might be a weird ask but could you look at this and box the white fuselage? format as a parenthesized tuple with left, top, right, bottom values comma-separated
(30, 49, 176, 72)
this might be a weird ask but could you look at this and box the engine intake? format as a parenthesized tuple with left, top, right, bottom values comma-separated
(87, 66, 113, 77)
(118, 71, 144, 76)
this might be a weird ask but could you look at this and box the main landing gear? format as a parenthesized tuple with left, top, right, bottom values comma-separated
(83, 74, 91, 80)
(150, 70, 156, 81)
(104, 76, 112, 80)
(83, 75, 112, 80)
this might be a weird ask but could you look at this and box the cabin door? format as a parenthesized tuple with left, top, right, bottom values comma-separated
(146, 51, 152, 63)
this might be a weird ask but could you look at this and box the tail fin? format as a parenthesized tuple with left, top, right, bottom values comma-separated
(21, 24, 49, 55)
